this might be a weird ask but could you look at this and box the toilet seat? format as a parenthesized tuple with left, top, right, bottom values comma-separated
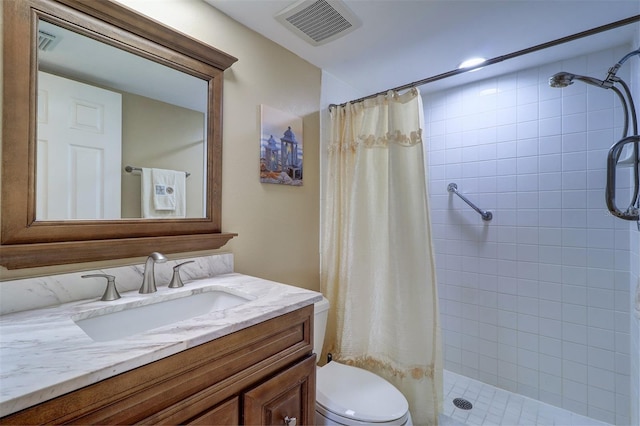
(316, 361, 409, 425)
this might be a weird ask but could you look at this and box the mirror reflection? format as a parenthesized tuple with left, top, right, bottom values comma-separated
(36, 19, 208, 220)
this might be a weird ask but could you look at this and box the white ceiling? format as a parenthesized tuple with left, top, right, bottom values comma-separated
(205, 0, 640, 98)
(38, 21, 208, 113)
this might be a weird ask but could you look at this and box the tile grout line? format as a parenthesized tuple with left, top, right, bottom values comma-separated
(440, 370, 612, 426)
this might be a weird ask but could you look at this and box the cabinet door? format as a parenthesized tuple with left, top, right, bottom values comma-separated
(243, 355, 316, 425)
(186, 397, 239, 425)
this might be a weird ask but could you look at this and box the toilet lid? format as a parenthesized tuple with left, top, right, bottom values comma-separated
(316, 361, 409, 423)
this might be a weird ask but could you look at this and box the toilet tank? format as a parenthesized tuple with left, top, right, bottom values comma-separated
(313, 297, 330, 357)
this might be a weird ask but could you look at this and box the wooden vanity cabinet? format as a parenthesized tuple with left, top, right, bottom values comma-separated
(0, 305, 316, 425)
(243, 354, 315, 425)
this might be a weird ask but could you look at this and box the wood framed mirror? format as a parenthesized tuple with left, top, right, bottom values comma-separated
(0, 0, 237, 269)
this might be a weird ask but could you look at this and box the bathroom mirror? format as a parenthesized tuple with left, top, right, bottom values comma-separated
(36, 19, 209, 220)
(0, 0, 238, 269)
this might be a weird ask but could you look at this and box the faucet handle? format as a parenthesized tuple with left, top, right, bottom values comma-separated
(168, 261, 195, 288)
(82, 274, 121, 301)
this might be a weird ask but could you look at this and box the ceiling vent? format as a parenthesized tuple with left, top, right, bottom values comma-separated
(38, 30, 60, 51)
(275, 0, 361, 46)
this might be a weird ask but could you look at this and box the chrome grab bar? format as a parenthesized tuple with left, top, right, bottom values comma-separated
(447, 183, 492, 221)
(606, 135, 639, 221)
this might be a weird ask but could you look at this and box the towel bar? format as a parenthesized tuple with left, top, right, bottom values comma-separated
(125, 165, 190, 178)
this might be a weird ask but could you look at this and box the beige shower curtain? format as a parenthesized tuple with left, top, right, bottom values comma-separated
(321, 88, 442, 425)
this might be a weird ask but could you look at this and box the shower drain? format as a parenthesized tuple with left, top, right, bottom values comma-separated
(453, 397, 473, 410)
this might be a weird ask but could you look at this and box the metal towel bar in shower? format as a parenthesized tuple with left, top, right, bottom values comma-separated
(447, 183, 493, 221)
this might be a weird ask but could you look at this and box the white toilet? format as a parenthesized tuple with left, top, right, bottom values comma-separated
(314, 297, 413, 426)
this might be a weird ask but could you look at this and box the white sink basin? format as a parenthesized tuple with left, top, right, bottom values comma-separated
(74, 290, 251, 342)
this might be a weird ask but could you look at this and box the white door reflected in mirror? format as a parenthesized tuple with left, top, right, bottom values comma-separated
(37, 71, 122, 220)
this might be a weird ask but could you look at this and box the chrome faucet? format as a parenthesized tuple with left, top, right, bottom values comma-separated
(139, 252, 167, 294)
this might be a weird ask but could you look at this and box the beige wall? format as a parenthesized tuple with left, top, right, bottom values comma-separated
(0, 0, 321, 292)
(121, 93, 205, 218)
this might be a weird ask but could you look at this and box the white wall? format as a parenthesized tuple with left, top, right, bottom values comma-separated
(628, 30, 640, 426)
(424, 45, 634, 425)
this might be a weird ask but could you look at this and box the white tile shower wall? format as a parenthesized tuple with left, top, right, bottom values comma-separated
(629, 31, 640, 426)
(631, 226, 639, 426)
(424, 45, 634, 425)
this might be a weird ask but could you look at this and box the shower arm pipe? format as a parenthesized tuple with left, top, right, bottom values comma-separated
(613, 79, 639, 207)
(606, 48, 640, 82)
(606, 77, 639, 213)
(606, 135, 640, 221)
(604, 79, 639, 221)
(612, 77, 638, 138)
(328, 15, 640, 109)
(447, 183, 492, 221)
(611, 83, 631, 139)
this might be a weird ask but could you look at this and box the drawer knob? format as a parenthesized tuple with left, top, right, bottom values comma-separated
(284, 416, 296, 426)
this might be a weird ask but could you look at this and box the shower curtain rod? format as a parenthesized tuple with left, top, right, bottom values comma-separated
(328, 15, 640, 110)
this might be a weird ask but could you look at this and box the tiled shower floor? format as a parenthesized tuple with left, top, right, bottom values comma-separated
(439, 370, 610, 426)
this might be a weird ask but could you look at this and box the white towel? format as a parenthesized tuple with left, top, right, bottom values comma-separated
(141, 167, 186, 218)
(152, 168, 177, 210)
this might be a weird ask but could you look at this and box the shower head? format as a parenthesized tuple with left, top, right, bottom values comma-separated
(548, 72, 610, 89)
(548, 72, 574, 88)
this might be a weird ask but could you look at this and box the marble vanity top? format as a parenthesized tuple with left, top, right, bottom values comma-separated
(0, 272, 322, 416)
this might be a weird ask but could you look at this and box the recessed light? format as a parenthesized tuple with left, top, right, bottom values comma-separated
(458, 57, 486, 71)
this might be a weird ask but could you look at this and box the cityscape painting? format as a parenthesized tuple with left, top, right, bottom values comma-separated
(260, 105, 303, 186)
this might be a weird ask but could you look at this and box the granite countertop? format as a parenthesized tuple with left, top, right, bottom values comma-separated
(0, 273, 322, 417)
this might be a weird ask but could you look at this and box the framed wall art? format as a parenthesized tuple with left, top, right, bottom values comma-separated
(260, 105, 303, 186)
